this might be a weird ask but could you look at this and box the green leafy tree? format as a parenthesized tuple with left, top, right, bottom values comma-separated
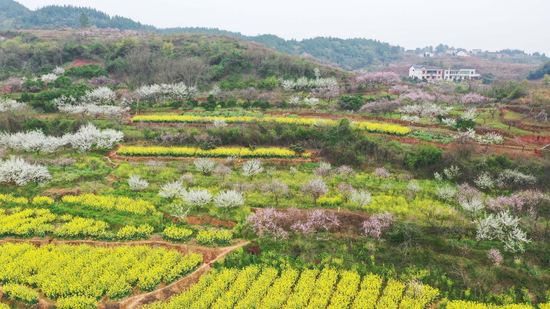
(79, 12, 90, 28)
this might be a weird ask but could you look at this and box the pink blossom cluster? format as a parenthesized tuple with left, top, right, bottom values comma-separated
(487, 248, 503, 265)
(356, 72, 401, 88)
(460, 93, 493, 106)
(388, 85, 410, 95)
(399, 89, 435, 102)
(310, 86, 340, 101)
(456, 183, 483, 204)
(1, 77, 22, 93)
(358, 99, 401, 115)
(246, 208, 340, 240)
(486, 195, 525, 212)
(362, 212, 395, 239)
(374, 167, 391, 178)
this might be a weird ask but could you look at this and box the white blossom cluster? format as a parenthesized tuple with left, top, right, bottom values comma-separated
(398, 103, 453, 121)
(461, 108, 478, 121)
(0, 98, 27, 113)
(41, 73, 58, 83)
(194, 158, 216, 175)
(213, 119, 228, 128)
(135, 83, 198, 102)
(242, 160, 264, 178)
(53, 66, 65, 75)
(82, 87, 116, 104)
(476, 211, 530, 252)
(182, 189, 213, 208)
(281, 76, 338, 92)
(0, 124, 123, 153)
(452, 129, 503, 145)
(213, 190, 245, 208)
(350, 190, 372, 207)
(128, 175, 149, 191)
(0, 156, 52, 186)
(434, 185, 457, 202)
(54, 90, 129, 117)
(441, 118, 457, 126)
(57, 101, 130, 117)
(158, 181, 187, 199)
(460, 196, 485, 216)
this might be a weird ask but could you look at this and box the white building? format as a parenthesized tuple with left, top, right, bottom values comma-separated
(409, 65, 445, 81)
(444, 67, 480, 81)
(456, 51, 470, 57)
(409, 65, 424, 79)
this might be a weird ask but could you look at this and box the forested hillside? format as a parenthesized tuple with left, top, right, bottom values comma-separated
(0, 0, 402, 70)
(0, 0, 153, 30)
(0, 30, 345, 90)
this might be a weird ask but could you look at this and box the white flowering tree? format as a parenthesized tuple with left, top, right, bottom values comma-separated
(0, 124, 122, 154)
(434, 185, 457, 202)
(350, 190, 372, 207)
(476, 211, 530, 253)
(214, 190, 245, 209)
(41, 73, 58, 84)
(474, 172, 495, 191)
(0, 156, 52, 186)
(64, 124, 124, 151)
(53, 66, 65, 75)
(0, 98, 27, 113)
(194, 158, 216, 175)
(398, 103, 452, 123)
(82, 87, 116, 104)
(460, 197, 485, 217)
(128, 175, 149, 191)
(135, 83, 198, 102)
(241, 160, 264, 179)
(182, 188, 213, 208)
(158, 181, 187, 200)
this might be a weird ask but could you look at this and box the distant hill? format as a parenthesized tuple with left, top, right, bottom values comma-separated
(0, 0, 155, 31)
(0, 0, 401, 70)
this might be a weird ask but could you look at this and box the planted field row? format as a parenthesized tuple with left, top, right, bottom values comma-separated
(1, 193, 158, 216)
(118, 146, 313, 159)
(0, 201, 234, 244)
(132, 114, 412, 136)
(143, 266, 439, 309)
(0, 243, 202, 304)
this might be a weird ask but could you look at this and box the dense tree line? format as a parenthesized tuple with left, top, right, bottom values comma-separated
(0, 0, 402, 71)
(0, 31, 331, 87)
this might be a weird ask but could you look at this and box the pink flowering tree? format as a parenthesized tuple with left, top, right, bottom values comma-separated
(461, 93, 493, 107)
(358, 99, 401, 116)
(400, 90, 435, 102)
(245, 208, 339, 240)
(356, 72, 401, 88)
(362, 212, 395, 240)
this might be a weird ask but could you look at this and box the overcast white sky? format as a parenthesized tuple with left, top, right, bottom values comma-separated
(16, 0, 550, 55)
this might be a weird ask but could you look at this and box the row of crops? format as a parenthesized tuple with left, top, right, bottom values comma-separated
(117, 146, 312, 159)
(132, 114, 412, 136)
(0, 205, 234, 244)
(0, 243, 203, 305)
(142, 266, 439, 309)
(1, 193, 158, 216)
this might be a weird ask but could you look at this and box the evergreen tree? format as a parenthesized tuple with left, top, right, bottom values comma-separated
(79, 12, 90, 28)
